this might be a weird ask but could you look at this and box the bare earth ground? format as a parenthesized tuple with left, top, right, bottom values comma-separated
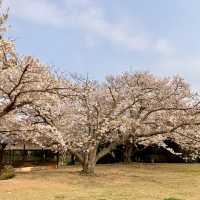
(0, 163, 200, 200)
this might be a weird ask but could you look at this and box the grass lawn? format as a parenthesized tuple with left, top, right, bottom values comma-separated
(0, 163, 200, 200)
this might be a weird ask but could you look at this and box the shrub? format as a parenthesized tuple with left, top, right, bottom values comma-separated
(0, 165, 15, 180)
(164, 198, 182, 200)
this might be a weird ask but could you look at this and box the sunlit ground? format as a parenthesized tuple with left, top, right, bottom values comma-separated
(0, 163, 199, 200)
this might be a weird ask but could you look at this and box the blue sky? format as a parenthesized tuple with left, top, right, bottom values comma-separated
(3, 0, 200, 88)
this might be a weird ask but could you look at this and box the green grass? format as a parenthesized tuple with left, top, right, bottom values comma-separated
(0, 163, 200, 200)
(0, 165, 15, 180)
(164, 198, 182, 200)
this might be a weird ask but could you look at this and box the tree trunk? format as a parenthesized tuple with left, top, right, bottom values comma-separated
(0, 148, 3, 174)
(69, 153, 76, 165)
(0, 147, 3, 166)
(123, 143, 133, 163)
(0, 144, 6, 174)
(81, 147, 97, 175)
(72, 143, 118, 175)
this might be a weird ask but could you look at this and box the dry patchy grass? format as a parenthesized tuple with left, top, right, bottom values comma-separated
(0, 163, 200, 200)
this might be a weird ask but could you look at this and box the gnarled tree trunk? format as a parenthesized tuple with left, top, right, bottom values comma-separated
(123, 142, 134, 163)
(72, 143, 118, 176)
(123, 141, 137, 163)
(81, 147, 97, 175)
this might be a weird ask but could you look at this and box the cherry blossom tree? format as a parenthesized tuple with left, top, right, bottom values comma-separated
(0, 2, 65, 172)
(28, 72, 200, 175)
(1, 1, 198, 176)
(106, 73, 200, 163)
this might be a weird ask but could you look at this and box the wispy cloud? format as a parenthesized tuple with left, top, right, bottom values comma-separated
(5, 0, 66, 27)
(4, 0, 175, 55)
